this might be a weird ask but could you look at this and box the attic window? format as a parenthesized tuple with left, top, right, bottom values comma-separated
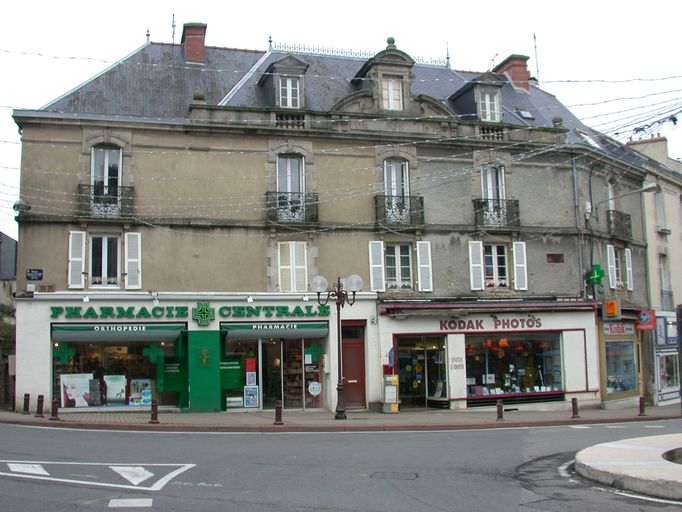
(381, 76, 403, 110)
(516, 109, 534, 120)
(279, 76, 300, 109)
(577, 129, 601, 149)
(479, 90, 500, 122)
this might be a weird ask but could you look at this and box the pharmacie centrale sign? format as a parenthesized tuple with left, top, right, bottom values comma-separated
(50, 302, 331, 325)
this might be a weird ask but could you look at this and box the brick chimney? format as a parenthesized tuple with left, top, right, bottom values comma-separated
(181, 23, 207, 64)
(493, 54, 530, 90)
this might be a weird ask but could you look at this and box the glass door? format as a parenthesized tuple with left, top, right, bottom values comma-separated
(397, 336, 447, 408)
(261, 340, 283, 409)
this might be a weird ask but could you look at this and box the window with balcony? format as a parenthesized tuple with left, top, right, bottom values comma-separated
(383, 159, 410, 222)
(368, 241, 432, 292)
(278, 241, 308, 293)
(606, 244, 632, 291)
(381, 76, 403, 110)
(276, 154, 305, 221)
(660, 253, 674, 310)
(469, 241, 527, 291)
(91, 145, 122, 215)
(67, 231, 141, 290)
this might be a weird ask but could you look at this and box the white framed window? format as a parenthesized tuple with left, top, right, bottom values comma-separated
(383, 159, 410, 223)
(278, 241, 308, 292)
(89, 234, 121, 287)
(368, 241, 432, 292)
(480, 90, 500, 122)
(655, 190, 666, 229)
(68, 231, 142, 290)
(381, 76, 403, 110)
(91, 145, 122, 213)
(386, 244, 412, 289)
(469, 241, 527, 291)
(276, 154, 305, 221)
(481, 164, 505, 201)
(279, 76, 300, 108)
(606, 244, 633, 290)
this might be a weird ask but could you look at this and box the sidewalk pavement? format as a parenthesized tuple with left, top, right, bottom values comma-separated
(1, 402, 680, 501)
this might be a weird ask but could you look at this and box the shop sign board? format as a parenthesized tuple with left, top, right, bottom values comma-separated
(603, 323, 635, 335)
(439, 315, 543, 332)
(636, 309, 656, 331)
(25, 268, 43, 280)
(50, 303, 331, 324)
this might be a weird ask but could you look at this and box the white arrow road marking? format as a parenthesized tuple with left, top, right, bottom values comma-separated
(0, 460, 195, 491)
(110, 466, 155, 485)
(7, 463, 49, 476)
(109, 498, 153, 508)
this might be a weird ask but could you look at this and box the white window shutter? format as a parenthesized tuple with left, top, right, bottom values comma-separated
(278, 242, 292, 292)
(624, 248, 633, 291)
(369, 241, 385, 292)
(294, 241, 308, 293)
(606, 244, 617, 289)
(67, 231, 86, 289)
(512, 242, 528, 290)
(124, 232, 142, 290)
(416, 241, 433, 292)
(468, 241, 484, 290)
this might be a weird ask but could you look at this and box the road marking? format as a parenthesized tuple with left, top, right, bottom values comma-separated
(110, 466, 155, 485)
(569, 425, 591, 429)
(644, 425, 665, 428)
(109, 498, 153, 508)
(7, 463, 49, 476)
(0, 460, 195, 491)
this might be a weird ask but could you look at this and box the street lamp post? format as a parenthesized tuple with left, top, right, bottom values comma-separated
(310, 274, 363, 420)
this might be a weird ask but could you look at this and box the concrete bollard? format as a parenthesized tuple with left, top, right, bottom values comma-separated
(571, 397, 580, 418)
(274, 399, 284, 425)
(496, 400, 504, 421)
(50, 397, 60, 421)
(22, 393, 30, 415)
(35, 395, 44, 418)
(149, 399, 159, 424)
(638, 396, 646, 417)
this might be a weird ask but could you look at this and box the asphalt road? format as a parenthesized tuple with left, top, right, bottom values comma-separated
(0, 419, 680, 511)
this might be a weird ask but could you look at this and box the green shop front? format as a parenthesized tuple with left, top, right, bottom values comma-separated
(47, 300, 331, 412)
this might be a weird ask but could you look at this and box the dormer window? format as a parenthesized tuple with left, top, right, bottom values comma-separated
(381, 76, 403, 110)
(279, 76, 300, 109)
(480, 90, 500, 122)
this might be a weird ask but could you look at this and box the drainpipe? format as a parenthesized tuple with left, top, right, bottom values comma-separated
(572, 156, 586, 298)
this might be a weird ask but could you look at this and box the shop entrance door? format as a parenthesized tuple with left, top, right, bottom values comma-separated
(261, 340, 283, 409)
(342, 324, 366, 409)
(396, 336, 447, 408)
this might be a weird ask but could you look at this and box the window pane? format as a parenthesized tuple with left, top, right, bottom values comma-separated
(106, 237, 118, 280)
(91, 237, 103, 282)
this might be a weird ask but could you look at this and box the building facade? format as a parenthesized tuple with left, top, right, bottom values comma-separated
(12, 23, 658, 413)
(627, 136, 682, 405)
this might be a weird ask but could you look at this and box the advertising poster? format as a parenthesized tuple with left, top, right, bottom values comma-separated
(104, 375, 127, 404)
(61, 373, 94, 408)
(129, 379, 152, 406)
(243, 386, 259, 408)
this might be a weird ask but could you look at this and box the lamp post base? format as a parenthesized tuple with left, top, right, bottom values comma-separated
(335, 381, 346, 420)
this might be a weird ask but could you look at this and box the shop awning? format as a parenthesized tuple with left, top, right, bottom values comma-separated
(51, 324, 185, 343)
(221, 322, 328, 339)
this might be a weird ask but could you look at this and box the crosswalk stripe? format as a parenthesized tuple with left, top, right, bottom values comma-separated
(109, 498, 153, 508)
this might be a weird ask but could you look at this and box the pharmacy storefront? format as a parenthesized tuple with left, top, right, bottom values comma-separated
(378, 301, 601, 410)
(15, 294, 376, 413)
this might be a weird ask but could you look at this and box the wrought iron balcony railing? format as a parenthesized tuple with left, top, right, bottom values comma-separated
(473, 198, 520, 228)
(374, 195, 424, 225)
(266, 192, 319, 222)
(77, 185, 134, 218)
(607, 210, 632, 240)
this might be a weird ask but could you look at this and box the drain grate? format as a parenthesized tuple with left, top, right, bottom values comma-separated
(370, 471, 418, 480)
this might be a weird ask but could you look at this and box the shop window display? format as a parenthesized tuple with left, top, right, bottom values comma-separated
(465, 333, 562, 401)
(53, 341, 176, 408)
(658, 353, 679, 391)
(605, 341, 636, 394)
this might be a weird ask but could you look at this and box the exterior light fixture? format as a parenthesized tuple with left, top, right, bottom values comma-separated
(311, 274, 363, 419)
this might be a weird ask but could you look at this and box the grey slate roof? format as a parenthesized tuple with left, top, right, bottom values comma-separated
(31, 39, 668, 176)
